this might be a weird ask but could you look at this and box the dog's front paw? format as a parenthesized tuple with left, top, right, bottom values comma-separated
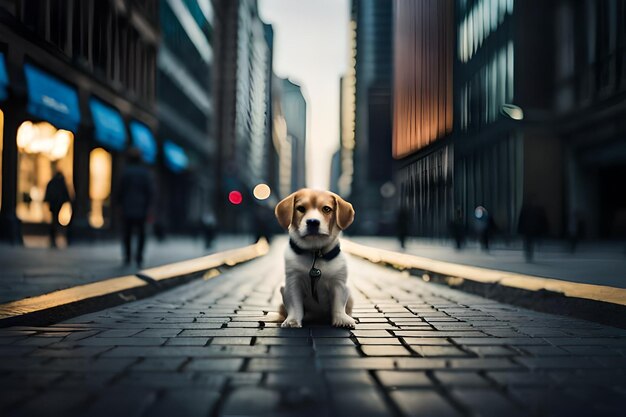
(332, 314, 356, 329)
(281, 317, 302, 328)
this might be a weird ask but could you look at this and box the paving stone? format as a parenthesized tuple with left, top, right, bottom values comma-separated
(45, 358, 137, 372)
(486, 371, 554, 387)
(84, 386, 156, 417)
(411, 345, 468, 357)
(350, 330, 393, 338)
(221, 386, 323, 417)
(331, 388, 391, 417)
(75, 337, 167, 346)
(248, 358, 317, 371)
(313, 337, 356, 346)
(9, 389, 93, 417)
(361, 345, 411, 356)
(376, 370, 432, 388)
(314, 345, 361, 356)
(132, 357, 186, 371)
(357, 337, 403, 345)
(166, 337, 210, 346)
(325, 371, 376, 387)
(269, 345, 313, 356)
(184, 358, 244, 371)
(516, 357, 605, 370)
(143, 389, 220, 417)
(451, 388, 525, 417)
(433, 371, 490, 387)
(394, 358, 448, 370)
(254, 337, 310, 345)
(466, 345, 517, 357)
(390, 390, 462, 417)
(402, 337, 454, 346)
(210, 337, 253, 345)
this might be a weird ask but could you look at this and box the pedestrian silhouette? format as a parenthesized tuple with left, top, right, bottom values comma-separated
(117, 148, 155, 267)
(518, 200, 548, 262)
(449, 207, 466, 250)
(202, 211, 217, 249)
(474, 206, 494, 251)
(44, 170, 70, 248)
(396, 206, 409, 249)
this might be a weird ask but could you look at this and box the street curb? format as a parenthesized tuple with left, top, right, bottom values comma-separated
(0, 238, 270, 327)
(342, 239, 626, 328)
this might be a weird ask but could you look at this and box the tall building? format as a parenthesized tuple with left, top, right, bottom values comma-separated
(350, 0, 394, 234)
(280, 78, 307, 193)
(158, 0, 215, 233)
(550, 0, 626, 239)
(393, 0, 455, 237)
(0, 0, 159, 244)
(338, 73, 355, 199)
(394, 0, 625, 240)
(213, 0, 273, 232)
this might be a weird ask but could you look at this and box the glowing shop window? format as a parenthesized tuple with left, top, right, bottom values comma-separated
(0, 110, 3, 210)
(16, 121, 74, 223)
(89, 148, 112, 228)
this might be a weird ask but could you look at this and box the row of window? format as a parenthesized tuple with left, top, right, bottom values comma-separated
(10, 0, 156, 104)
(457, 0, 513, 63)
(161, 1, 212, 90)
(459, 42, 514, 131)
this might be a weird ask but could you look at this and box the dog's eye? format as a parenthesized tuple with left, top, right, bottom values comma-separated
(322, 206, 332, 214)
(296, 206, 306, 213)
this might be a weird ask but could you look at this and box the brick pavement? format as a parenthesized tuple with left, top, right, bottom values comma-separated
(1, 243, 625, 416)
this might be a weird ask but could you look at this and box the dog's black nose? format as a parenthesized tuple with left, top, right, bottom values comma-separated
(306, 219, 320, 228)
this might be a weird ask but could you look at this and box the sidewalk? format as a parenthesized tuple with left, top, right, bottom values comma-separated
(351, 237, 626, 289)
(0, 235, 254, 304)
(0, 243, 624, 416)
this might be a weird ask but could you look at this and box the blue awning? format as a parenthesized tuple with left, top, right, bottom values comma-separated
(129, 121, 157, 164)
(0, 52, 8, 101)
(163, 140, 189, 172)
(89, 97, 127, 151)
(24, 63, 80, 132)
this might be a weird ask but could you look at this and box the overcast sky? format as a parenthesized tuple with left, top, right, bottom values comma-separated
(258, 0, 349, 190)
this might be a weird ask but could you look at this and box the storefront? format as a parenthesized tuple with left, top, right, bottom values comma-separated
(16, 63, 80, 231)
(0, 52, 7, 212)
(88, 97, 127, 230)
(130, 121, 157, 165)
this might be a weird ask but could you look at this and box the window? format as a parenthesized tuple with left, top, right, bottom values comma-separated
(16, 121, 74, 224)
(89, 148, 112, 228)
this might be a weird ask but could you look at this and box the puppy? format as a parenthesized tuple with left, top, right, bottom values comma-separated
(275, 188, 356, 328)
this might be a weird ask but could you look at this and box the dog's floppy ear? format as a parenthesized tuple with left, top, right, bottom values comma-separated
(275, 192, 296, 230)
(333, 194, 355, 230)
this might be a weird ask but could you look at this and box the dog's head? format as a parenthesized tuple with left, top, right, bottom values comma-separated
(275, 188, 355, 250)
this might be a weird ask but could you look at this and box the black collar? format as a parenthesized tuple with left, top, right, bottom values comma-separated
(289, 239, 341, 261)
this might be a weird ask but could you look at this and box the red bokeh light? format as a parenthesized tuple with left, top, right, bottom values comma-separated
(228, 190, 243, 205)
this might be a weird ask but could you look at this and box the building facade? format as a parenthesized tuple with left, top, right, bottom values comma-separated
(213, 0, 273, 232)
(0, 0, 159, 244)
(279, 77, 306, 194)
(349, 0, 394, 235)
(394, 0, 626, 240)
(157, 0, 215, 233)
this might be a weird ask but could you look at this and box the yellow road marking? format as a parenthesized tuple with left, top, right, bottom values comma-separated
(342, 239, 626, 306)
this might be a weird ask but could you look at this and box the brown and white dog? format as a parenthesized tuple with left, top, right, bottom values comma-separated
(275, 188, 356, 328)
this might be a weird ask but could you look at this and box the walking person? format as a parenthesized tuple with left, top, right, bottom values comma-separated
(518, 201, 548, 262)
(117, 148, 155, 267)
(474, 206, 494, 251)
(449, 208, 466, 250)
(396, 206, 409, 250)
(44, 170, 71, 248)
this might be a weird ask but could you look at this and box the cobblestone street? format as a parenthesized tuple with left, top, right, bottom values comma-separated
(1, 244, 625, 417)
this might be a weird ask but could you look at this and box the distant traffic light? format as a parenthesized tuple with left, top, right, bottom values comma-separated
(253, 183, 271, 200)
(228, 190, 243, 205)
